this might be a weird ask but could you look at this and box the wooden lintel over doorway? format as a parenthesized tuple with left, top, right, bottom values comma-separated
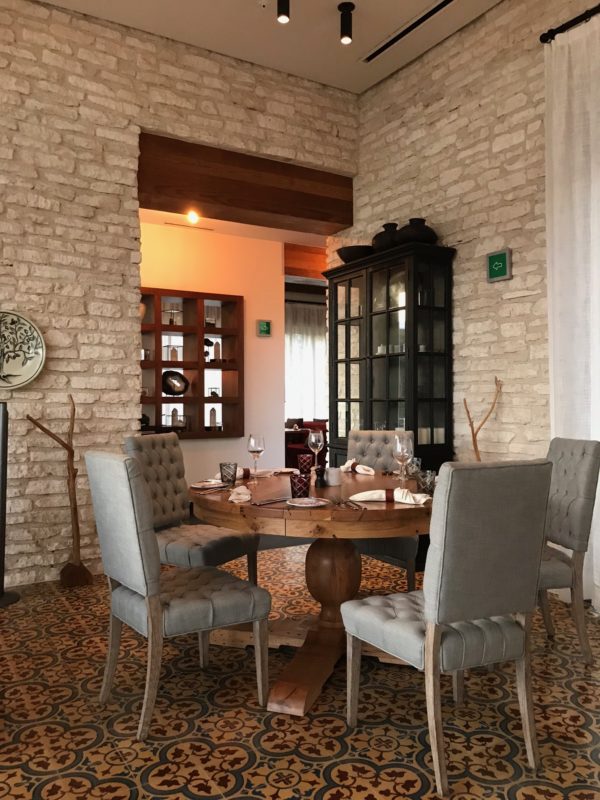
(138, 132, 353, 236)
(284, 243, 327, 282)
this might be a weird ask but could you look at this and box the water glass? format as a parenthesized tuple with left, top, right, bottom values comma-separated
(297, 453, 314, 474)
(247, 434, 265, 483)
(325, 467, 342, 486)
(307, 430, 324, 467)
(290, 472, 311, 498)
(419, 470, 436, 495)
(220, 462, 238, 486)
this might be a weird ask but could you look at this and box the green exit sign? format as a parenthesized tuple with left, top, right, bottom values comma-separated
(486, 249, 512, 282)
(257, 320, 272, 337)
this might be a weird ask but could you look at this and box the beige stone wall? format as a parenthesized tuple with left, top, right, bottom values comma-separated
(328, 0, 589, 461)
(0, 0, 357, 586)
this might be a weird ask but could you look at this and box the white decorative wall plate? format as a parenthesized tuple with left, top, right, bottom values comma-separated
(0, 311, 46, 388)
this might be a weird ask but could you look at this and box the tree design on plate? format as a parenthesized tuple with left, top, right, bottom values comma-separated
(0, 311, 44, 385)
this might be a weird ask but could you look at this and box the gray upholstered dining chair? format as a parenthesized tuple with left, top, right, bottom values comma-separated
(123, 433, 260, 583)
(347, 430, 419, 591)
(341, 459, 552, 797)
(86, 451, 271, 741)
(538, 437, 600, 665)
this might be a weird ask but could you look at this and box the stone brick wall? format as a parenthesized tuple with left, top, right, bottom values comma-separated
(0, 0, 357, 586)
(328, 0, 589, 461)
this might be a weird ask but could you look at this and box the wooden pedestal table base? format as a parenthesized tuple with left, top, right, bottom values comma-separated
(268, 537, 361, 715)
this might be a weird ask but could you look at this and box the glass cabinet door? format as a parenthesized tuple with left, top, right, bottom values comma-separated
(334, 276, 364, 438)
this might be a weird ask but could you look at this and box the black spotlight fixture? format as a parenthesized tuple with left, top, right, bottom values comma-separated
(277, 0, 290, 24)
(338, 2, 355, 45)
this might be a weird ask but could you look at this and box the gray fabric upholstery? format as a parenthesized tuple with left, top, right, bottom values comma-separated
(424, 460, 552, 624)
(538, 544, 573, 590)
(85, 451, 161, 596)
(342, 591, 526, 671)
(158, 523, 258, 567)
(347, 430, 398, 473)
(545, 438, 600, 551)
(112, 566, 271, 638)
(123, 433, 189, 529)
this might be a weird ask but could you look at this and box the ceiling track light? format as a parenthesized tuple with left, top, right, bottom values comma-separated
(277, 0, 290, 24)
(338, 2, 355, 45)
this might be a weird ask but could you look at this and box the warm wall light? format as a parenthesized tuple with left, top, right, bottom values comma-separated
(338, 2, 355, 45)
(186, 210, 200, 224)
(277, 0, 290, 23)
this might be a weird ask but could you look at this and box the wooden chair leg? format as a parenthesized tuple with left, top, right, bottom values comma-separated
(99, 612, 122, 704)
(247, 551, 258, 585)
(253, 617, 269, 706)
(346, 633, 361, 727)
(406, 559, 416, 593)
(515, 613, 539, 771)
(538, 590, 555, 639)
(571, 553, 592, 665)
(198, 631, 210, 668)
(452, 670, 465, 705)
(425, 623, 448, 797)
(138, 596, 163, 741)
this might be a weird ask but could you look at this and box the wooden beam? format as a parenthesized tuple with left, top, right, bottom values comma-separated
(284, 244, 327, 282)
(138, 133, 353, 236)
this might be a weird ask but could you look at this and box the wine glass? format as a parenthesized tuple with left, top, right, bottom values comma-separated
(247, 434, 265, 483)
(393, 433, 414, 482)
(307, 430, 324, 468)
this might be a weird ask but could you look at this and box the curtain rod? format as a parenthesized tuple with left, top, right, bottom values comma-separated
(540, 3, 600, 43)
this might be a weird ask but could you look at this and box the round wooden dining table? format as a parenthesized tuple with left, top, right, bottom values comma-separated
(191, 471, 431, 716)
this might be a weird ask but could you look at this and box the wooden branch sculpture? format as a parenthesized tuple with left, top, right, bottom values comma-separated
(463, 376, 503, 462)
(27, 395, 93, 587)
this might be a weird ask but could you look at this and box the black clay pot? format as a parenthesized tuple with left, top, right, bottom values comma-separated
(395, 217, 438, 245)
(371, 222, 398, 251)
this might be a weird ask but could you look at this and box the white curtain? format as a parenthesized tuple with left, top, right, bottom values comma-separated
(545, 16, 600, 607)
(285, 302, 328, 421)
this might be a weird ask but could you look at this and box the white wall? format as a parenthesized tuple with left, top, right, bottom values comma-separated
(140, 222, 285, 477)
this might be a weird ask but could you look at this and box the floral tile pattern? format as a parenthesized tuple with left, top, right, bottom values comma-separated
(1, 546, 599, 799)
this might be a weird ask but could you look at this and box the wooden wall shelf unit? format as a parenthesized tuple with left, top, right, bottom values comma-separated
(139, 287, 244, 439)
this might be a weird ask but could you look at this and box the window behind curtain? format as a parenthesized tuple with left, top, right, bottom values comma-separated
(285, 302, 328, 421)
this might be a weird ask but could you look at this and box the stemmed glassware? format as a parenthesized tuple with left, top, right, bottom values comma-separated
(307, 430, 324, 468)
(393, 432, 414, 482)
(247, 434, 265, 483)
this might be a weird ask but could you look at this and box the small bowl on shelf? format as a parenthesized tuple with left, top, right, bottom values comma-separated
(336, 245, 374, 264)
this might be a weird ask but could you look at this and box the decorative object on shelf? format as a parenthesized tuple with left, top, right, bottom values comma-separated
(26, 395, 93, 588)
(395, 217, 438, 245)
(213, 341, 221, 361)
(209, 408, 217, 429)
(463, 376, 503, 461)
(169, 345, 178, 361)
(141, 413, 150, 429)
(171, 408, 179, 426)
(486, 248, 512, 282)
(0, 311, 45, 389)
(204, 338, 214, 347)
(336, 245, 374, 263)
(257, 320, 272, 337)
(208, 387, 219, 397)
(139, 301, 147, 320)
(371, 223, 398, 251)
(162, 370, 189, 396)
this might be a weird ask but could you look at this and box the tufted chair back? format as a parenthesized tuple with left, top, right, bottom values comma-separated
(347, 430, 398, 472)
(123, 433, 190, 530)
(545, 438, 600, 551)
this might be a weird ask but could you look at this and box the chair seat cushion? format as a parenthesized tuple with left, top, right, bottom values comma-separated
(112, 567, 271, 637)
(157, 524, 259, 568)
(538, 545, 573, 590)
(341, 591, 525, 672)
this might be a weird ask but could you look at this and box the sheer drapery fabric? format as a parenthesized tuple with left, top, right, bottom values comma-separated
(545, 16, 600, 606)
(285, 302, 328, 421)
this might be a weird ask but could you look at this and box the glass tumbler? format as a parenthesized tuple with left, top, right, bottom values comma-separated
(297, 454, 314, 474)
(220, 462, 238, 486)
(290, 472, 311, 498)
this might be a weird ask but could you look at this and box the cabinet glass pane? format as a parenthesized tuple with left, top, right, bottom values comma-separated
(417, 359, 430, 398)
(417, 312, 429, 353)
(350, 402, 362, 431)
(388, 401, 406, 430)
(337, 283, 347, 320)
(389, 357, 406, 399)
(372, 358, 386, 399)
(349, 321, 362, 358)
(337, 324, 346, 359)
(418, 403, 432, 445)
(372, 270, 387, 312)
(433, 357, 445, 399)
(388, 310, 406, 355)
(337, 363, 346, 399)
(337, 402, 347, 438)
(371, 313, 387, 356)
(433, 402, 446, 444)
(350, 277, 364, 317)
(416, 264, 429, 306)
(433, 268, 445, 307)
(433, 311, 445, 353)
(389, 268, 406, 309)
(350, 363, 362, 398)
(372, 401, 386, 430)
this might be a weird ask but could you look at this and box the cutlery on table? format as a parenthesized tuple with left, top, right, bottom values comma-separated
(251, 496, 290, 506)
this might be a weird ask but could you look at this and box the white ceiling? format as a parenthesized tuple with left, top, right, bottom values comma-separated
(44, 0, 502, 93)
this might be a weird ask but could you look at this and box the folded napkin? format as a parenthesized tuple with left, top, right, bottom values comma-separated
(340, 459, 375, 476)
(214, 468, 273, 481)
(229, 486, 252, 504)
(349, 488, 430, 505)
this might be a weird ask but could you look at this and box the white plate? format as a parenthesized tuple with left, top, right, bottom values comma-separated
(0, 311, 45, 389)
(286, 497, 331, 508)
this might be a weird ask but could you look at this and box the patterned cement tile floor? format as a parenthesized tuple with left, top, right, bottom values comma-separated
(1, 546, 599, 800)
